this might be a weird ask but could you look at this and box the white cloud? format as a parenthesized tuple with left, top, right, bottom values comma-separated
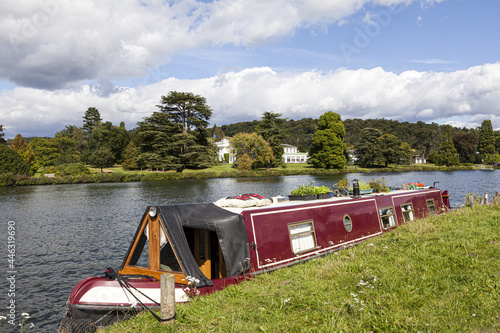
(0, 0, 445, 89)
(417, 15, 423, 26)
(1, 62, 499, 138)
(408, 59, 456, 64)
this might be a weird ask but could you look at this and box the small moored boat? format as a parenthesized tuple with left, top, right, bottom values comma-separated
(60, 184, 450, 331)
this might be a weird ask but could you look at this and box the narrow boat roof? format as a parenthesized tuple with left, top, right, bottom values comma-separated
(219, 189, 435, 215)
(153, 204, 250, 286)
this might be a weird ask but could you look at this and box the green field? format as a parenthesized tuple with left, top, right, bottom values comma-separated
(100, 204, 500, 333)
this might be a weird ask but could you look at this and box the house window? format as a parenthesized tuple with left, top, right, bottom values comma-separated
(426, 199, 436, 215)
(401, 203, 415, 223)
(344, 214, 353, 232)
(288, 220, 317, 254)
(379, 207, 396, 229)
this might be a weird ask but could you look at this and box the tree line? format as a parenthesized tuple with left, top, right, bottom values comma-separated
(1, 91, 499, 178)
(221, 117, 500, 166)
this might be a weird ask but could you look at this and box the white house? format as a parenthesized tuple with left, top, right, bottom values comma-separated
(215, 138, 236, 163)
(412, 155, 427, 164)
(215, 141, 308, 164)
(281, 144, 308, 163)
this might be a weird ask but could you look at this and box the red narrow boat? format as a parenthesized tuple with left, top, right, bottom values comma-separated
(59, 185, 450, 331)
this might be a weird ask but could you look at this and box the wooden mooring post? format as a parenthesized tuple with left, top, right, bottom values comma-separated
(469, 195, 475, 207)
(468, 192, 500, 207)
(161, 273, 175, 325)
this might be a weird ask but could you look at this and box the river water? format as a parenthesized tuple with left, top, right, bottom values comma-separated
(0, 170, 499, 332)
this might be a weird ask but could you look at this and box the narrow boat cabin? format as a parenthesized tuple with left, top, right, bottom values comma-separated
(118, 203, 251, 287)
(118, 188, 447, 286)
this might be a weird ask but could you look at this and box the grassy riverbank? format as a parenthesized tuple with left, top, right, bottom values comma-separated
(100, 204, 500, 333)
(0, 163, 476, 186)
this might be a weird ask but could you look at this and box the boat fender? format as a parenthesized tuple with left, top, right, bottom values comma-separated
(58, 317, 96, 333)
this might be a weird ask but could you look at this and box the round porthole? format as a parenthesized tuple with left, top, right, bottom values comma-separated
(344, 214, 353, 232)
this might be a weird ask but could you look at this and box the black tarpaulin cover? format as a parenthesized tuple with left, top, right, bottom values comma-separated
(158, 203, 250, 287)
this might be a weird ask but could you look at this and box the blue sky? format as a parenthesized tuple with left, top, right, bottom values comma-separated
(1, 0, 499, 138)
(157, 1, 500, 77)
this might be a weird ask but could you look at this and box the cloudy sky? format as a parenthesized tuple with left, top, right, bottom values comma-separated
(1, 0, 499, 138)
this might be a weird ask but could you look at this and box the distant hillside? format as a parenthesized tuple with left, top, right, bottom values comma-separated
(220, 117, 480, 154)
(221, 118, 318, 152)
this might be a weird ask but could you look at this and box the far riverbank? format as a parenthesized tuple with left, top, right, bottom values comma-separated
(0, 163, 480, 187)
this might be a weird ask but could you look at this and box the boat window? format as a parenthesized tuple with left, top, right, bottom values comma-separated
(426, 199, 436, 215)
(159, 241, 182, 272)
(401, 203, 415, 223)
(128, 222, 182, 273)
(379, 207, 396, 229)
(288, 220, 317, 254)
(128, 231, 149, 267)
(344, 214, 353, 232)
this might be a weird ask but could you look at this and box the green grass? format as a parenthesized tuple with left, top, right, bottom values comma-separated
(87, 162, 469, 175)
(100, 205, 500, 333)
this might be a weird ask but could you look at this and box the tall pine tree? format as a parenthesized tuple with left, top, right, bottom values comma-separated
(478, 119, 495, 155)
(82, 107, 102, 138)
(135, 112, 181, 171)
(256, 111, 286, 168)
(0, 125, 6, 144)
(435, 126, 460, 166)
(308, 111, 347, 169)
(355, 128, 382, 166)
(156, 92, 216, 171)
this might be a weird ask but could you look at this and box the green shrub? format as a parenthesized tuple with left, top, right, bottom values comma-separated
(0, 173, 16, 186)
(0, 146, 31, 176)
(47, 163, 91, 176)
(75, 174, 95, 183)
(124, 173, 143, 182)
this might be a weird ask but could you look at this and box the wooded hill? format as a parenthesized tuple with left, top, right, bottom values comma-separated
(221, 117, 499, 158)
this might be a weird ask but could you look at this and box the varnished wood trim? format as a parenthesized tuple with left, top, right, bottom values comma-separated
(123, 214, 149, 267)
(118, 266, 187, 284)
(149, 215, 160, 271)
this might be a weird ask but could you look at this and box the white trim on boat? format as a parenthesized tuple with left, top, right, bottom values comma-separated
(79, 285, 189, 305)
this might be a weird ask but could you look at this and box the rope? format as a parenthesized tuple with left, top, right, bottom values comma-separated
(93, 308, 116, 325)
(103, 268, 176, 323)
